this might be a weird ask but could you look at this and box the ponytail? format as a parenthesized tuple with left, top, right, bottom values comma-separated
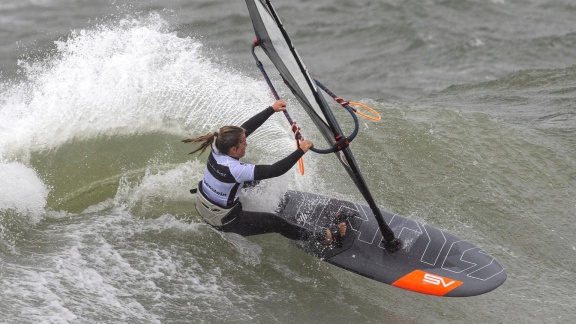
(182, 131, 215, 155)
(182, 126, 245, 156)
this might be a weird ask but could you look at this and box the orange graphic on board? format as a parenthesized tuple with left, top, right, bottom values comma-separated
(392, 270, 463, 296)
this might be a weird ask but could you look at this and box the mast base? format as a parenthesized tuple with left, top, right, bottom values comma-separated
(383, 238, 403, 253)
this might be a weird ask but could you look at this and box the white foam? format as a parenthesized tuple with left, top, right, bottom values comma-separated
(112, 160, 205, 211)
(0, 161, 48, 223)
(0, 12, 287, 159)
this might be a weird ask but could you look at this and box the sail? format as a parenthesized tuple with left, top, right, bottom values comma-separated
(245, 0, 352, 175)
(245, 0, 333, 142)
(245, 0, 397, 243)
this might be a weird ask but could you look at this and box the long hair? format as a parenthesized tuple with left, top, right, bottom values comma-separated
(182, 126, 245, 155)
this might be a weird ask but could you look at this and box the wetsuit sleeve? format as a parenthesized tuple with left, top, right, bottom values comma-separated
(253, 148, 305, 180)
(241, 106, 275, 137)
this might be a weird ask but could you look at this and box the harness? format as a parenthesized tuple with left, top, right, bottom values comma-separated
(191, 184, 240, 227)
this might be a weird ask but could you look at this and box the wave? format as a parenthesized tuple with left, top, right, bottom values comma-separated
(1, 12, 283, 157)
(0, 12, 307, 250)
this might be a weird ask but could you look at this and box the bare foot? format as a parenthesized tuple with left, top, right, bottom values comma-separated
(324, 222, 347, 244)
(324, 229, 332, 244)
(338, 222, 346, 237)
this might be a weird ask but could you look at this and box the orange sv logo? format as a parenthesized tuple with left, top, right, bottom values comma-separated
(392, 270, 463, 296)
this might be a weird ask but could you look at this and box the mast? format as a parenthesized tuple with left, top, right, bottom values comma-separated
(246, 0, 401, 251)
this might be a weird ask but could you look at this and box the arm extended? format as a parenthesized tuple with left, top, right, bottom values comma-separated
(254, 148, 305, 180)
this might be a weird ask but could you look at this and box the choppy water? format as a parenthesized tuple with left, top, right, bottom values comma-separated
(1, 0, 575, 323)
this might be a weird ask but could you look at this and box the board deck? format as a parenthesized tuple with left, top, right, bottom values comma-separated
(276, 190, 506, 297)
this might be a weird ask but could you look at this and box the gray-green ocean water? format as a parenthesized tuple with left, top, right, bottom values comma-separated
(1, 0, 575, 323)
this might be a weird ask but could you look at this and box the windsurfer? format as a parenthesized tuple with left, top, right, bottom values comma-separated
(184, 99, 348, 245)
